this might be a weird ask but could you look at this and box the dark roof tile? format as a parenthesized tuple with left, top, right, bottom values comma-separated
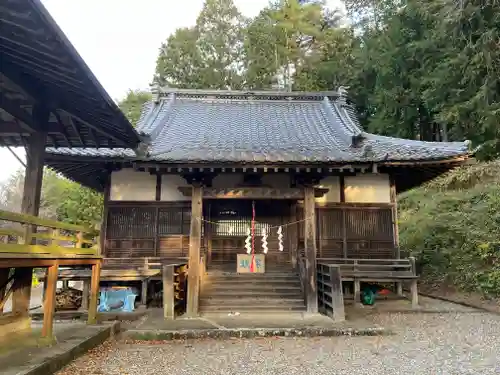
(46, 90, 469, 164)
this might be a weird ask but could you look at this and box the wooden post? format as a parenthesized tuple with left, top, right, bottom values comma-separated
(206, 203, 213, 267)
(12, 268, 33, 314)
(87, 261, 101, 324)
(289, 202, 298, 269)
(81, 279, 90, 310)
(141, 280, 148, 306)
(340, 176, 348, 258)
(100, 172, 111, 256)
(353, 259, 360, 304)
(0, 268, 10, 313)
(410, 280, 419, 308)
(41, 263, 58, 338)
(330, 265, 345, 322)
(163, 265, 175, 319)
(187, 184, 203, 316)
(14, 131, 47, 315)
(304, 186, 318, 313)
(390, 175, 400, 257)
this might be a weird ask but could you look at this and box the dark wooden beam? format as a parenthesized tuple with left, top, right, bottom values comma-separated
(0, 93, 36, 131)
(186, 184, 203, 317)
(304, 185, 318, 314)
(52, 110, 72, 147)
(0, 119, 70, 135)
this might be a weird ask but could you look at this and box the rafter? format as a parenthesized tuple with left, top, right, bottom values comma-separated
(0, 93, 35, 131)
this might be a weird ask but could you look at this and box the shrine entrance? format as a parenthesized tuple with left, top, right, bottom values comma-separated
(203, 199, 297, 270)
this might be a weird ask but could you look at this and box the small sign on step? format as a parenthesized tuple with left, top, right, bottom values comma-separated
(237, 254, 265, 273)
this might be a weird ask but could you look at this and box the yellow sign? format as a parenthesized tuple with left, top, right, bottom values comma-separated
(237, 254, 265, 273)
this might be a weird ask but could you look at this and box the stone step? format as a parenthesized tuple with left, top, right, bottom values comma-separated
(202, 289, 303, 298)
(205, 274, 300, 281)
(200, 304, 306, 312)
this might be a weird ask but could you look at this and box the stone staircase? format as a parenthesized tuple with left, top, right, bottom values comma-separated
(200, 268, 306, 313)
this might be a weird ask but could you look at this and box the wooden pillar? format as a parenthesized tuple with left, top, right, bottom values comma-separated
(41, 263, 58, 338)
(163, 265, 175, 319)
(100, 172, 111, 256)
(87, 261, 101, 324)
(14, 132, 47, 315)
(187, 184, 203, 316)
(304, 186, 318, 313)
(330, 265, 345, 321)
(12, 268, 33, 314)
(81, 279, 90, 310)
(141, 280, 148, 306)
(0, 268, 10, 313)
(340, 176, 348, 258)
(290, 202, 298, 269)
(390, 175, 400, 256)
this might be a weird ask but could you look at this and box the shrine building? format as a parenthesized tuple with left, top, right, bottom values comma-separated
(44, 88, 470, 315)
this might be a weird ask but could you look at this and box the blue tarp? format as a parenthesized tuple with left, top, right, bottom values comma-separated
(97, 287, 137, 313)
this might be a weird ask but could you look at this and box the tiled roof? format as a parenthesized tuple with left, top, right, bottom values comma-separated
(47, 90, 469, 164)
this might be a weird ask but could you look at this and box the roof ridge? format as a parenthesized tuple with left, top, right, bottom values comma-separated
(322, 98, 362, 147)
(157, 88, 340, 101)
(148, 93, 176, 141)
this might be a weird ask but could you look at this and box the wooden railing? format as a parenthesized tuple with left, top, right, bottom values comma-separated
(316, 257, 417, 281)
(317, 263, 345, 321)
(0, 209, 100, 257)
(317, 257, 419, 308)
(162, 263, 188, 319)
(103, 257, 189, 271)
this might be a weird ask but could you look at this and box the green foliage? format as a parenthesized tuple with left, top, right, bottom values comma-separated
(0, 168, 102, 228)
(399, 161, 500, 297)
(154, 0, 246, 89)
(117, 89, 152, 126)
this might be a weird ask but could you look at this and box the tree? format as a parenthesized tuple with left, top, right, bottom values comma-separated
(118, 89, 152, 126)
(245, 0, 337, 90)
(154, 0, 246, 89)
(0, 168, 103, 227)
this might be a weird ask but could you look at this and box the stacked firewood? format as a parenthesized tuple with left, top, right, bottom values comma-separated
(55, 287, 82, 310)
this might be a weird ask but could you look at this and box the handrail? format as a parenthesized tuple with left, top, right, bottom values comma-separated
(0, 209, 100, 257)
(0, 209, 96, 233)
(317, 263, 345, 321)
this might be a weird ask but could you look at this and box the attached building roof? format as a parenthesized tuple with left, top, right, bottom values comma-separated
(45, 90, 470, 190)
(0, 0, 141, 149)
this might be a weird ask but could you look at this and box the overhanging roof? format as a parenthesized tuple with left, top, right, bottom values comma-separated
(0, 0, 142, 149)
(45, 90, 471, 191)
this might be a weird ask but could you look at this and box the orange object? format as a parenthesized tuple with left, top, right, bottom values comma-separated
(378, 289, 391, 295)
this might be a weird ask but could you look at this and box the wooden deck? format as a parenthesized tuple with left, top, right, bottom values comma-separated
(0, 209, 102, 339)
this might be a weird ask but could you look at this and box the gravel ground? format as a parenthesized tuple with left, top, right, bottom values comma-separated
(57, 299, 500, 375)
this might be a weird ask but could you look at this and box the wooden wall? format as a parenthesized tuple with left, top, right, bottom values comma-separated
(105, 202, 192, 258)
(104, 201, 396, 261)
(298, 204, 395, 259)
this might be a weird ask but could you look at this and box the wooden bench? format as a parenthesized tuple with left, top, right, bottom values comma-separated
(317, 257, 419, 308)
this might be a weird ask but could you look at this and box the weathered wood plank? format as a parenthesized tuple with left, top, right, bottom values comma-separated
(304, 186, 318, 313)
(330, 266, 345, 321)
(178, 186, 329, 199)
(163, 265, 175, 319)
(12, 267, 33, 315)
(0, 243, 99, 255)
(0, 209, 95, 234)
(41, 263, 58, 338)
(87, 261, 101, 324)
(186, 185, 203, 316)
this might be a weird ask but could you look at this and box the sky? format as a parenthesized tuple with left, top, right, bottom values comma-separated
(0, 0, 342, 183)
